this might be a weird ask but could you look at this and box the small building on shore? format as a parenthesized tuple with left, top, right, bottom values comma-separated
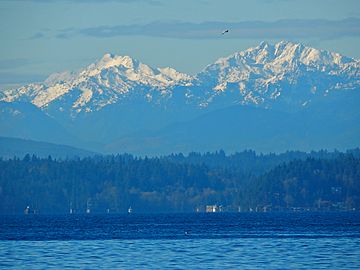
(206, 205, 222, 213)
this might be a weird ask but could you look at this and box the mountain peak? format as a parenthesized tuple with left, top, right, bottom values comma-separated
(198, 40, 359, 108)
(2, 41, 359, 116)
(94, 53, 138, 70)
(101, 52, 115, 60)
(258, 41, 270, 49)
(215, 40, 357, 68)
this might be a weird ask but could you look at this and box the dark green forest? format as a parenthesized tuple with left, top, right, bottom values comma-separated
(0, 149, 359, 214)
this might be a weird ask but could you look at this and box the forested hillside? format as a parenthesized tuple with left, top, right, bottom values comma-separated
(0, 150, 359, 214)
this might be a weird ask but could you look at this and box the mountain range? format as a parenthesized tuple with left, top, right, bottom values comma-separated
(1, 41, 359, 155)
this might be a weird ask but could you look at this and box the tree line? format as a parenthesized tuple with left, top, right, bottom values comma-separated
(0, 149, 359, 214)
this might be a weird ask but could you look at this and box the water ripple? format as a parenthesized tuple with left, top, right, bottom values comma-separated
(1, 212, 360, 269)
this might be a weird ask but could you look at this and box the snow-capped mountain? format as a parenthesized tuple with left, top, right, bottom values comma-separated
(2, 53, 193, 116)
(195, 41, 360, 110)
(2, 41, 359, 118)
(1, 41, 359, 155)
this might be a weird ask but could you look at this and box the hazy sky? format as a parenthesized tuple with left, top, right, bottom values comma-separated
(0, 0, 359, 88)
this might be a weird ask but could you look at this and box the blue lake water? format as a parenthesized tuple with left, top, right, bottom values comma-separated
(1, 212, 360, 269)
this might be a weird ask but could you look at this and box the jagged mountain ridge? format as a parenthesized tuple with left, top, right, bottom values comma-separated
(2, 53, 193, 116)
(2, 41, 359, 117)
(1, 41, 359, 154)
(196, 41, 359, 109)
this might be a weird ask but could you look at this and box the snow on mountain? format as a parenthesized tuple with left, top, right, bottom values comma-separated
(196, 41, 359, 109)
(2, 53, 193, 115)
(1, 41, 359, 116)
(44, 70, 78, 86)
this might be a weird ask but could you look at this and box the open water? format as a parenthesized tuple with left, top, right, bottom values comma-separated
(1, 212, 359, 269)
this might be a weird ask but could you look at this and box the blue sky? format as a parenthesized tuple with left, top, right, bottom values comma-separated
(0, 0, 359, 88)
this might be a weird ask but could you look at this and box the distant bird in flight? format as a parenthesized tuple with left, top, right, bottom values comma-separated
(222, 29, 229, 35)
